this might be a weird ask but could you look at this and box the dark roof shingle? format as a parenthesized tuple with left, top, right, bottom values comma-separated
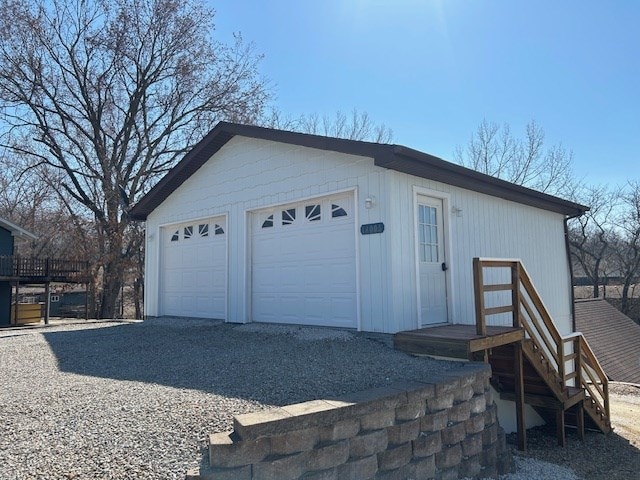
(129, 122, 589, 220)
(575, 298, 640, 384)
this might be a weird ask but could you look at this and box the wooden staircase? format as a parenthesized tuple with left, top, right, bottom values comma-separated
(473, 258, 611, 450)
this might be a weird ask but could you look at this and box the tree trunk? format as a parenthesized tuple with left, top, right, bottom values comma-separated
(133, 276, 143, 319)
(99, 259, 124, 319)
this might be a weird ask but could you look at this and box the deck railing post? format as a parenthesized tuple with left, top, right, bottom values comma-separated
(511, 262, 521, 328)
(473, 257, 486, 336)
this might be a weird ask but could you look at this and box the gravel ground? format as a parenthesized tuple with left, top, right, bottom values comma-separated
(0, 319, 462, 480)
(497, 382, 640, 480)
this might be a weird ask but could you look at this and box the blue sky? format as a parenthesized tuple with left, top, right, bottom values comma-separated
(212, 1, 639, 186)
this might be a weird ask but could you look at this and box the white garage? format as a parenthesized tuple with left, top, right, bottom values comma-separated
(250, 193, 357, 328)
(160, 216, 227, 318)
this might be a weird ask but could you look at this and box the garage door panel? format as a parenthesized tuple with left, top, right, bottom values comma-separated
(160, 217, 226, 319)
(252, 194, 357, 327)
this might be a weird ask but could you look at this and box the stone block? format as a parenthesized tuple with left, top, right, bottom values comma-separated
(389, 379, 435, 403)
(395, 398, 426, 421)
(412, 455, 436, 478)
(420, 410, 448, 432)
(270, 427, 319, 455)
(483, 403, 497, 426)
(209, 432, 269, 468)
(472, 378, 486, 395)
(412, 431, 442, 458)
(330, 386, 407, 417)
(233, 408, 294, 440)
(481, 464, 498, 478)
(480, 444, 497, 467)
(482, 424, 498, 447)
(377, 442, 412, 471)
(435, 444, 462, 470)
(387, 419, 420, 445)
(459, 455, 482, 478)
(375, 462, 417, 480)
(464, 413, 485, 434)
(497, 452, 515, 475)
(435, 466, 459, 480)
(469, 393, 487, 415)
(461, 432, 483, 457)
(447, 401, 471, 423)
(484, 388, 493, 406)
(319, 418, 360, 442)
(432, 374, 460, 397)
(496, 427, 508, 454)
(360, 409, 395, 431)
(302, 468, 338, 480)
(253, 451, 308, 480)
(454, 385, 475, 403)
(441, 422, 466, 446)
(307, 440, 349, 471)
(337, 455, 379, 480)
(185, 465, 252, 480)
(426, 393, 454, 412)
(349, 429, 388, 458)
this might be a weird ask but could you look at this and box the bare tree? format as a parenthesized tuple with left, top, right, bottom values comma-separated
(568, 185, 619, 298)
(455, 120, 575, 196)
(0, 0, 270, 317)
(611, 182, 640, 314)
(264, 108, 394, 143)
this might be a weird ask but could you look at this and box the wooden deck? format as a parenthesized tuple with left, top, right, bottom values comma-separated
(394, 324, 524, 360)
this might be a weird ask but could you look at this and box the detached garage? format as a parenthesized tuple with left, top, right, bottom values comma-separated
(131, 122, 586, 334)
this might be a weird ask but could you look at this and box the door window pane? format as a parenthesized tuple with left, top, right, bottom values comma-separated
(418, 205, 438, 263)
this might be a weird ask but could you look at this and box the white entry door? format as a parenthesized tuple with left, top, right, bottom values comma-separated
(416, 196, 448, 326)
(251, 193, 357, 328)
(160, 217, 226, 318)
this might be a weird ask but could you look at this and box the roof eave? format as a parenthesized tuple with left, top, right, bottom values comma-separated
(0, 217, 38, 240)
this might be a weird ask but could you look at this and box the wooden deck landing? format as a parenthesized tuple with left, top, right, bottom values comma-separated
(394, 324, 524, 360)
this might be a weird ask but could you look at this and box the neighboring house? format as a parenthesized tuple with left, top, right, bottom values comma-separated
(0, 217, 38, 326)
(575, 298, 640, 384)
(130, 122, 586, 336)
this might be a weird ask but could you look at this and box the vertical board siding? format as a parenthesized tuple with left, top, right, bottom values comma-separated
(144, 137, 574, 335)
(145, 137, 392, 331)
(388, 171, 573, 335)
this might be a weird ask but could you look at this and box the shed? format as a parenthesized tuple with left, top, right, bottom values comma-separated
(130, 122, 587, 335)
(0, 217, 37, 326)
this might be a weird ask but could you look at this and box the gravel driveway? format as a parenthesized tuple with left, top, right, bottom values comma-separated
(0, 319, 462, 480)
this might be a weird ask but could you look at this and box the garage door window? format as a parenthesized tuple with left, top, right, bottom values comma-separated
(184, 225, 194, 239)
(171, 230, 179, 242)
(305, 204, 321, 222)
(215, 224, 225, 235)
(282, 208, 296, 225)
(262, 214, 274, 229)
(198, 224, 209, 237)
(332, 204, 348, 218)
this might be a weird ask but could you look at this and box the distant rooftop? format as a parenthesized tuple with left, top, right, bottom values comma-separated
(575, 298, 640, 384)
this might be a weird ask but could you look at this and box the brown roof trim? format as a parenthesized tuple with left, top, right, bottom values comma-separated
(129, 122, 589, 220)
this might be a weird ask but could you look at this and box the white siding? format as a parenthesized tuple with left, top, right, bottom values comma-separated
(386, 171, 574, 335)
(144, 136, 574, 335)
(144, 137, 392, 331)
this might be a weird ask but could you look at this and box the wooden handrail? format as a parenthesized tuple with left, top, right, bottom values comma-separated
(0, 255, 89, 282)
(473, 257, 610, 429)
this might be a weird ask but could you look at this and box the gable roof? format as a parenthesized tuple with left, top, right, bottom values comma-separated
(0, 217, 37, 240)
(129, 122, 589, 221)
(575, 298, 640, 384)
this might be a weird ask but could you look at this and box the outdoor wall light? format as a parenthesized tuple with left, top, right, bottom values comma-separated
(365, 196, 376, 209)
(452, 206, 463, 217)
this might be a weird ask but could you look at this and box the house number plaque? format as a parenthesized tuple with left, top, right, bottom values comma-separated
(360, 222, 385, 235)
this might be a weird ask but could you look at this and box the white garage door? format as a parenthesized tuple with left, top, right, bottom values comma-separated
(251, 193, 357, 328)
(160, 217, 226, 318)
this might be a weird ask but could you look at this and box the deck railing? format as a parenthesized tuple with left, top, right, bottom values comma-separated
(0, 255, 89, 283)
(473, 257, 609, 427)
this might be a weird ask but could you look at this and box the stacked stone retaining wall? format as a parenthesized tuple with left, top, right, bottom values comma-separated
(187, 362, 513, 479)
